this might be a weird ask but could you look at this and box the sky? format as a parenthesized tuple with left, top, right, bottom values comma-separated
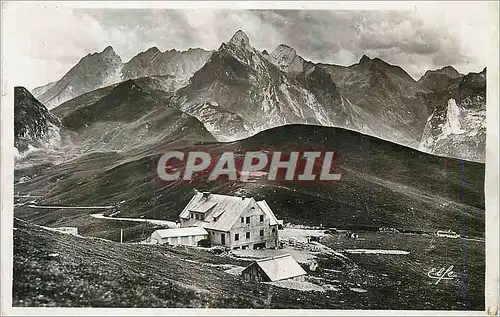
(2, 2, 496, 89)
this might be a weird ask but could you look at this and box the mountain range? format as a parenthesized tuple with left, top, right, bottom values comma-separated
(27, 30, 486, 163)
(13, 27, 486, 235)
(12, 29, 487, 311)
(32, 46, 213, 110)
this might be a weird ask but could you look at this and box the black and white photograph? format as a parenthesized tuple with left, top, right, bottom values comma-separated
(1, 1, 498, 314)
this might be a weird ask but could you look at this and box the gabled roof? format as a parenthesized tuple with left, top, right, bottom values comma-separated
(179, 192, 280, 232)
(190, 200, 217, 213)
(153, 227, 208, 238)
(256, 200, 279, 226)
(249, 254, 307, 281)
(179, 192, 254, 231)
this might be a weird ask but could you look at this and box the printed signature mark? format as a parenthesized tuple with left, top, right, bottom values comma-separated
(427, 265, 457, 285)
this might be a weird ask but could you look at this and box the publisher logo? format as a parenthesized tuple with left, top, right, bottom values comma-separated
(152, 150, 341, 188)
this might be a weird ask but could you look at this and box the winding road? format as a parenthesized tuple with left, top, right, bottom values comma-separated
(90, 213, 176, 227)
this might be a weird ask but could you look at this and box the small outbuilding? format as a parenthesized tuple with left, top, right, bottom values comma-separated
(149, 227, 208, 246)
(241, 253, 307, 282)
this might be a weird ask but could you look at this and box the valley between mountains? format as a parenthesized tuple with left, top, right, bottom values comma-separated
(13, 30, 486, 310)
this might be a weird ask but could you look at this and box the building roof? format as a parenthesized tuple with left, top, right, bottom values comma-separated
(190, 200, 217, 213)
(249, 254, 307, 282)
(256, 200, 279, 226)
(179, 192, 280, 232)
(153, 227, 208, 238)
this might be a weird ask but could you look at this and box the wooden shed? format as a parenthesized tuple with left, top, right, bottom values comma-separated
(241, 253, 307, 282)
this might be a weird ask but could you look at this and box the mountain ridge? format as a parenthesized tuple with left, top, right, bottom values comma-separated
(28, 29, 486, 162)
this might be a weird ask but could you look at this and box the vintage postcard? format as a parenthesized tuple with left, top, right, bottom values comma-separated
(1, 1, 498, 315)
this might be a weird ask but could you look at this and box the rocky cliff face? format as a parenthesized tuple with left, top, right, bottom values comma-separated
(121, 47, 213, 83)
(419, 68, 486, 162)
(300, 54, 432, 147)
(170, 30, 335, 141)
(14, 87, 61, 153)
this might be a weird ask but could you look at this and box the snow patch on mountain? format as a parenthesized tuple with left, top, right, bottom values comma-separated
(419, 98, 485, 162)
(441, 99, 465, 137)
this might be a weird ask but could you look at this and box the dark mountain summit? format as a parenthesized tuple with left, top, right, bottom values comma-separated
(48, 76, 216, 153)
(14, 87, 60, 152)
(311, 54, 431, 147)
(418, 66, 464, 92)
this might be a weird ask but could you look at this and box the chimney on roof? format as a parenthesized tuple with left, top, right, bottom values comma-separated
(202, 192, 210, 198)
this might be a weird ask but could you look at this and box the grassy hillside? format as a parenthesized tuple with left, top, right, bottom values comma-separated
(13, 220, 484, 309)
(15, 124, 485, 239)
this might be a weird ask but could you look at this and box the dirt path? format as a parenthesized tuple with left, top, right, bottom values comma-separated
(27, 205, 115, 209)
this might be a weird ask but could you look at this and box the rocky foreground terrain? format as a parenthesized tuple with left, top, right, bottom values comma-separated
(13, 219, 484, 309)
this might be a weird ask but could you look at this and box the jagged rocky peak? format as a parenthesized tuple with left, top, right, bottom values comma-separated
(439, 66, 462, 78)
(102, 45, 116, 54)
(130, 47, 161, 61)
(359, 54, 372, 64)
(86, 45, 121, 61)
(269, 43, 304, 73)
(146, 46, 161, 53)
(229, 30, 251, 47)
(420, 66, 462, 81)
(271, 44, 297, 62)
(358, 54, 388, 67)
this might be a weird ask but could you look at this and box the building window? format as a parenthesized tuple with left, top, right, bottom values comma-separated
(195, 214, 200, 220)
(241, 217, 244, 223)
(272, 228, 276, 233)
(190, 213, 194, 219)
(260, 215, 264, 222)
(246, 232, 250, 239)
(260, 230, 264, 237)
(235, 233, 239, 241)
(246, 217, 250, 224)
